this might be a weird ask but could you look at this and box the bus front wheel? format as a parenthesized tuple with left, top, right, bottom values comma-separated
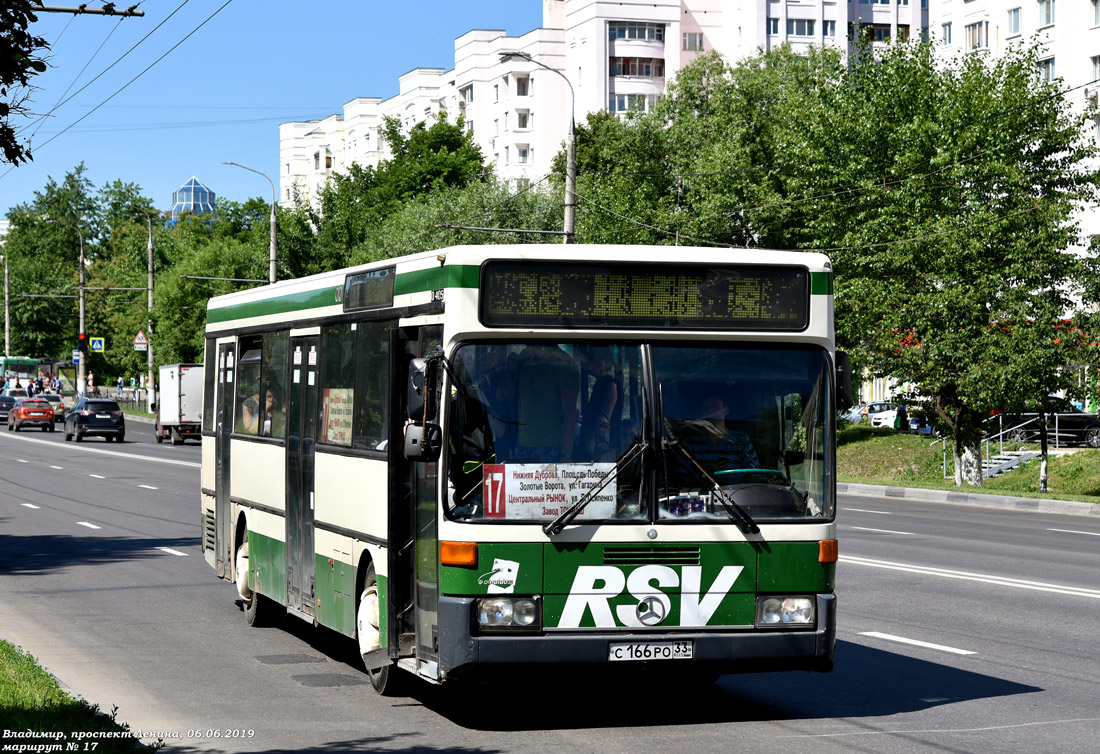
(239, 540, 279, 627)
(358, 563, 401, 695)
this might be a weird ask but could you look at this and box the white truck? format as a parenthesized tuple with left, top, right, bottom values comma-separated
(155, 363, 204, 445)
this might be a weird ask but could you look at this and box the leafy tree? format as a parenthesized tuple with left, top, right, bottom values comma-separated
(1, 1, 49, 165)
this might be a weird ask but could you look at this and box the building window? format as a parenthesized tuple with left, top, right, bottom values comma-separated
(1037, 0, 1054, 27)
(516, 111, 529, 130)
(682, 32, 704, 51)
(824, 20, 836, 37)
(517, 145, 529, 164)
(461, 85, 473, 103)
(608, 93, 660, 113)
(516, 76, 529, 97)
(313, 152, 320, 170)
(504, 146, 509, 164)
(1038, 57, 1055, 83)
(767, 17, 779, 35)
(941, 22, 952, 44)
(870, 24, 892, 42)
(608, 21, 665, 41)
(608, 57, 665, 77)
(897, 0, 908, 5)
(1094, 0, 1100, 25)
(494, 84, 499, 102)
(1093, 55, 1100, 82)
(965, 21, 988, 49)
(786, 19, 816, 36)
(1007, 8, 1021, 35)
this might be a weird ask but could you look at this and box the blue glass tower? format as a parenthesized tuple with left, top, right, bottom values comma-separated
(169, 177, 216, 219)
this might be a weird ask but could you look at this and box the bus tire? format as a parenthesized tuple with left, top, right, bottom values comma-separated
(240, 541, 281, 627)
(358, 563, 401, 695)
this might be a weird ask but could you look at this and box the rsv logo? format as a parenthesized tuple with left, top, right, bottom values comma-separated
(558, 565, 744, 628)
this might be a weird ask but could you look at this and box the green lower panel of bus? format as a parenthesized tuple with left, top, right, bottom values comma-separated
(247, 531, 386, 644)
(248, 531, 287, 605)
(314, 552, 357, 637)
(439, 541, 834, 629)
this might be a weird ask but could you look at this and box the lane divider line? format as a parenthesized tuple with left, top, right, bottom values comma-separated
(841, 555, 1100, 599)
(139, 484, 159, 490)
(21, 503, 40, 509)
(0, 432, 200, 468)
(1048, 528, 1100, 537)
(75, 522, 101, 530)
(89, 474, 106, 479)
(859, 631, 976, 655)
(849, 526, 915, 535)
(156, 547, 187, 556)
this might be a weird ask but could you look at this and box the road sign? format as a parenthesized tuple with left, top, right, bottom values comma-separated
(90, 337, 105, 353)
(134, 330, 148, 352)
(72, 349, 80, 362)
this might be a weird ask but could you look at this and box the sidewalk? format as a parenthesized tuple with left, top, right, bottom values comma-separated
(839, 482, 1100, 518)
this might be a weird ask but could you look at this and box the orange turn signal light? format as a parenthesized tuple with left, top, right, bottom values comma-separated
(819, 539, 838, 563)
(440, 541, 478, 567)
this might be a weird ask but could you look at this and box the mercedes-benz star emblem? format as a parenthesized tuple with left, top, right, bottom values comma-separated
(636, 596, 667, 626)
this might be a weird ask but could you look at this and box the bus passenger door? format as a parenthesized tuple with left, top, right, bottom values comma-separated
(387, 326, 441, 671)
(286, 337, 319, 618)
(214, 342, 234, 579)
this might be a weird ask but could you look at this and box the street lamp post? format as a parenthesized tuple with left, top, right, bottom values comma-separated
(222, 161, 277, 283)
(2, 250, 9, 359)
(46, 219, 86, 395)
(500, 50, 576, 244)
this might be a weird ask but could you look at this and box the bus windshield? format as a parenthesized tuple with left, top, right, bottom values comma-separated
(445, 342, 832, 524)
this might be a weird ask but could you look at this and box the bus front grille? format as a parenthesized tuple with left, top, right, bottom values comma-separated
(603, 546, 701, 566)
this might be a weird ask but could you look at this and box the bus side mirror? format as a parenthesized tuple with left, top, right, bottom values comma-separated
(407, 358, 435, 422)
(835, 351, 854, 411)
(404, 423, 442, 461)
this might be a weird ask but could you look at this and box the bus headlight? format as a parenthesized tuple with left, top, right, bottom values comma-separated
(477, 597, 540, 630)
(755, 597, 815, 628)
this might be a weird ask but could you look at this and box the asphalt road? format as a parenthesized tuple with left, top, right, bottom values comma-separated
(1, 425, 1098, 753)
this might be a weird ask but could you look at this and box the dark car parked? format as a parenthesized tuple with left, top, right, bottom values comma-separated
(64, 398, 125, 442)
(996, 398, 1100, 448)
(0, 388, 29, 422)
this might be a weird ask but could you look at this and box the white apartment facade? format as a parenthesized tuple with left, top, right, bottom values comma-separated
(279, 0, 930, 208)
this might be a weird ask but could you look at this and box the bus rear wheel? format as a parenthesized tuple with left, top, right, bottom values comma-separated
(238, 540, 279, 627)
(358, 564, 402, 695)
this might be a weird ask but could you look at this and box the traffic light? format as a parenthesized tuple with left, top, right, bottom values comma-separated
(77, 332, 88, 354)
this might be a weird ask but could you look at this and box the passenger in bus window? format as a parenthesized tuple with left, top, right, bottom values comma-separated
(514, 344, 580, 463)
(260, 385, 285, 438)
(240, 393, 260, 434)
(577, 347, 619, 461)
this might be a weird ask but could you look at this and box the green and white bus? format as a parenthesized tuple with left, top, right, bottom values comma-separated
(200, 244, 851, 693)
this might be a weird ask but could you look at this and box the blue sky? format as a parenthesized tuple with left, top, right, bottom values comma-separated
(2, 0, 542, 218)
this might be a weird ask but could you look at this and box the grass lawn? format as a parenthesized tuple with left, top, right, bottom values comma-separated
(0, 640, 158, 751)
(838, 424, 1100, 504)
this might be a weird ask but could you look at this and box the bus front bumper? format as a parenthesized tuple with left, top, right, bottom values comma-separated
(437, 593, 835, 680)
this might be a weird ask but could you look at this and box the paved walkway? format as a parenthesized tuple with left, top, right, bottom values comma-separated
(839, 482, 1100, 517)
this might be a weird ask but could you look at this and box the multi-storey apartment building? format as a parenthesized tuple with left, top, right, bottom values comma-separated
(276, 0, 934, 207)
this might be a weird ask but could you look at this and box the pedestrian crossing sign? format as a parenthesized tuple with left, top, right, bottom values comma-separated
(90, 337, 105, 352)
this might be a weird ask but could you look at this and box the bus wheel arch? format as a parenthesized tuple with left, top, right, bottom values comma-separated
(355, 557, 401, 695)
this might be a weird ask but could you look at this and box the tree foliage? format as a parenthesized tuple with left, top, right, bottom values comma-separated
(1, 1, 49, 165)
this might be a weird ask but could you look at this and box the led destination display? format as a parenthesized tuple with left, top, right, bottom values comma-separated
(479, 261, 810, 330)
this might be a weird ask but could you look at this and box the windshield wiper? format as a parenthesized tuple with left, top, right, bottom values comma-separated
(543, 440, 647, 536)
(662, 422, 760, 535)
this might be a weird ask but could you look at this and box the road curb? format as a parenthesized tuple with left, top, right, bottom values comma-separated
(838, 482, 1100, 518)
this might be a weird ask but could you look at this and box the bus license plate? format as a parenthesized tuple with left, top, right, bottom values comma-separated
(609, 641, 693, 661)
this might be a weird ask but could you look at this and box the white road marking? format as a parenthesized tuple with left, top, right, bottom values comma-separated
(17, 459, 27, 463)
(860, 631, 976, 655)
(841, 555, 1100, 599)
(138, 484, 158, 490)
(777, 717, 1100, 739)
(845, 507, 893, 514)
(849, 526, 915, 535)
(1048, 528, 1100, 537)
(0, 432, 200, 468)
(88, 474, 106, 479)
(75, 521, 101, 530)
(156, 547, 187, 557)
(49, 465, 63, 470)
(21, 503, 40, 509)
